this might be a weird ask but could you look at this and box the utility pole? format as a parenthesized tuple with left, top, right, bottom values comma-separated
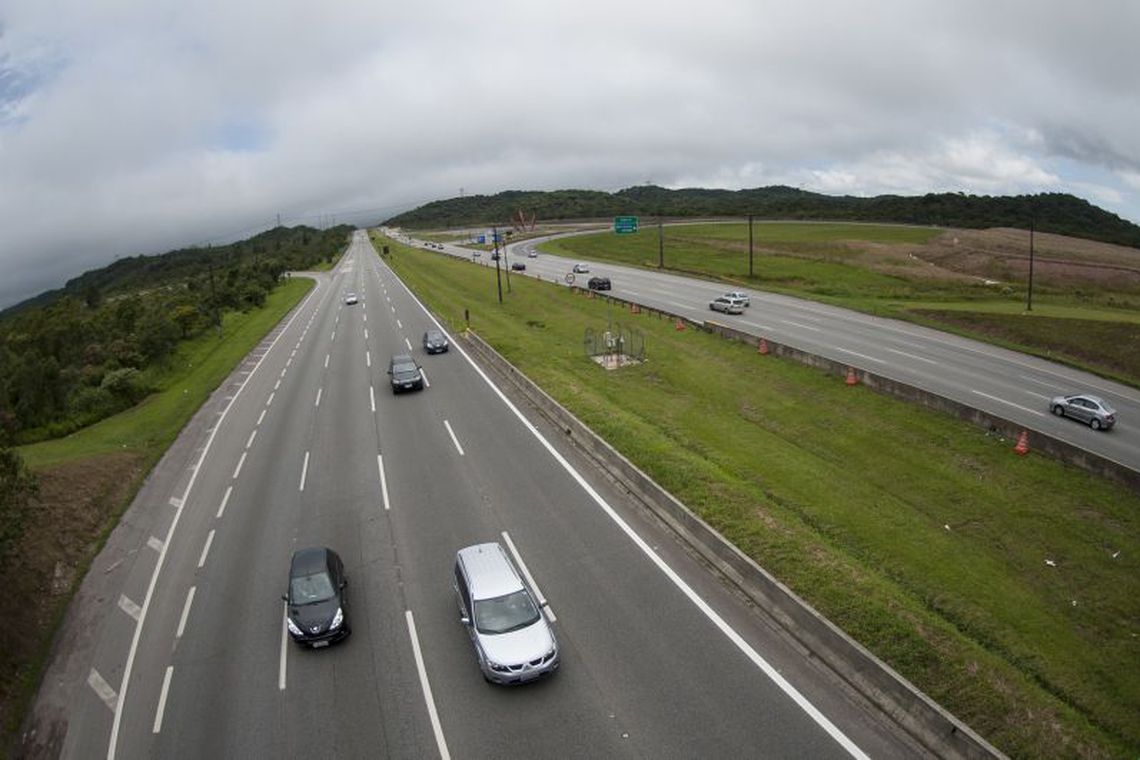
(748, 214, 754, 278)
(658, 217, 664, 268)
(1026, 216, 1035, 312)
(493, 225, 503, 304)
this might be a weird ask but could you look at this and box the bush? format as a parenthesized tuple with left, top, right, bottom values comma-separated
(0, 447, 38, 562)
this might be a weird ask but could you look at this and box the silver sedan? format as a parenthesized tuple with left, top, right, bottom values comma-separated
(1050, 394, 1117, 430)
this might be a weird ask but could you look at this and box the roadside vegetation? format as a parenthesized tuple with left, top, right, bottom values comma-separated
(376, 232, 1139, 759)
(542, 222, 1140, 386)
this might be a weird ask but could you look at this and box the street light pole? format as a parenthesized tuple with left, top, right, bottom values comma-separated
(658, 217, 664, 268)
(1026, 217, 1035, 312)
(493, 225, 503, 304)
(748, 214, 754, 278)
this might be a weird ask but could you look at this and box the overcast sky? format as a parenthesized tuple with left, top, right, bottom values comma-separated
(1, 0, 1138, 309)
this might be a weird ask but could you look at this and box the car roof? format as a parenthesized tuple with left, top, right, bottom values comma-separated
(290, 547, 332, 576)
(391, 353, 414, 363)
(457, 543, 524, 600)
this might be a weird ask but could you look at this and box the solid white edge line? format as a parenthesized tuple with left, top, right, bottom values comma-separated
(106, 279, 324, 759)
(279, 604, 289, 690)
(299, 450, 310, 491)
(370, 385, 376, 413)
(378, 253, 869, 760)
(405, 611, 451, 760)
(152, 666, 173, 734)
(377, 454, 391, 511)
(501, 532, 555, 622)
(216, 486, 233, 519)
(197, 529, 215, 569)
(176, 587, 195, 638)
(232, 451, 246, 480)
(443, 420, 465, 456)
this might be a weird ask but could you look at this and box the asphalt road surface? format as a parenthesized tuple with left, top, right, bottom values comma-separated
(412, 229, 1140, 474)
(33, 231, 932, 759)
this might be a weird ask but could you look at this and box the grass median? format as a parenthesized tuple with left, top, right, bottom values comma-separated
(376, 233, 1139, 759)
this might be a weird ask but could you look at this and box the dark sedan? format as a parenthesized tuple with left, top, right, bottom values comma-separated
(423, 329, 449, 354)
(511, 262, 526, 271)
(388, 353, 425, 393)
(587, 276, 611, 291)
(283, 547, 350, 648)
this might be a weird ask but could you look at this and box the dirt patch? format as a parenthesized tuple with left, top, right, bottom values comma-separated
(0, 451, 146, 752)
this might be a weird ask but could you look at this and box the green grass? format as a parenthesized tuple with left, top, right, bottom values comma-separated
(376, 232, 1140, 758)
(19, 278, 315, 469)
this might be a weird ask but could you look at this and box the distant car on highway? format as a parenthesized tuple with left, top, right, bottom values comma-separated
(511, 262, 526, 271)
(1050, 394, 1116, 430)
(527, 250, 538, 258)
(587, 277, 611, 291)
(283, 547, 350, 648)
(388, 353, 425, 393)
(723, 291, 750, 307)
(453, 542, 560, 685)
(709, 296, 744, 315)
(423, 329, 449, 354)
(344, 293, 359, 305)
(572, 263, 590, 273)
(491, 252, 500, 261)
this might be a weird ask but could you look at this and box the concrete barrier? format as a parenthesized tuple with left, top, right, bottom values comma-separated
(460, 329, 1006, 760)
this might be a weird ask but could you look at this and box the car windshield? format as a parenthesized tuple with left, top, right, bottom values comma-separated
(473, 590, 541, 634)
(394, 361, 417, 374)
(426, 331, 442, 342)
(290, 571, 335, 604)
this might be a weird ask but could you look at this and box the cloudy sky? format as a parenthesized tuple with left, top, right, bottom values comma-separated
(1, 0, 1138, 309)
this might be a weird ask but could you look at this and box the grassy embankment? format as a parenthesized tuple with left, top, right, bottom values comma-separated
(375, 231, 1139, 759)
(542, 222, 1140, 385)
(2, 277, 315, 753)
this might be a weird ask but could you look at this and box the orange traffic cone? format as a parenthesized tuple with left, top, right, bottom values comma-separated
(675, 319, 685, 331)
(1013, 431, 1029, 456)
(845, 367, 858, 386)
(757, 338, 769, 355)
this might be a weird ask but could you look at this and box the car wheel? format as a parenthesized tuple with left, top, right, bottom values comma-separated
(1090, 418, 1102, 430)
(1051, 405, 1065, 417)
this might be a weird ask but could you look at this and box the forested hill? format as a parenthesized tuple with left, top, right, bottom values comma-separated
(384, 186, 1140, 248)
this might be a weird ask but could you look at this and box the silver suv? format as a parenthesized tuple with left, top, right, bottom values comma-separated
(709, 296, 744, 315)
(1050, 394, 1116, 430)
(453, 543, 560, 684)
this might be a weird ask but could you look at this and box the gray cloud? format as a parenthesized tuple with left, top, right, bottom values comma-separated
(2, 0, 1138, 309)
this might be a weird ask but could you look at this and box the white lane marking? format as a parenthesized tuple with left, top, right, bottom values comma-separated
(405, 611, 451, 760)
(397, 319, 403, 329)
(216, 486, 233, 519)
(363, 313, 367, 322)
(257, 409, 267, 426)
(501, 532, 555, 622)
(885, 347, 939, 365)
(331, 330, 336, 342)
(176, 587, 196, 638)
(286, 357, 292, 367)
(421, 368, 430, 388)
(280, 368, 287, 379)
(315, 387, 323, 407)
(246, 430, 257, 449)
(279, 604, 289, 690)
(274, 379, 281, 391)
(391, 281, 871, 760)
(324, 354, 330, 369)
(232, 452, 247, 479)
(782, 319, 822, 332)
(971, 390, 1047, 417)
(366, 351, 371, 368)
(118, 594, 141, 621)
(266, 391, 275, 407)
(377, 454, 391, 511)
(443, 420, 465, 456)
(299, 451, 310, 491)
(364, 328, 369, 340)
(88, 669, 118, 713)
(152, 666, 173, 733)
(168, 497, 182, 509)
(832, 347, 884, 364)
(197, 530, 215, 568)
(370, 385, 376, 413)
(147, 536, 163, 553)
(404, 337, 413, 351)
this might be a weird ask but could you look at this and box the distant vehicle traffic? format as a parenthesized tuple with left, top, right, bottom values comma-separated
(587, 277, 611, 291)
(572, 263, 590, 273)
(723, 291, 750, 307)
(453, 542, 560, 685)
(527, 250, 538, 258)
(709, 296, 744, 315)
(344, 293, 359, 305)
(511, 262, 526, 271)
(388, 354, 425, 393)
(491, 252, 500, 260)
(283, 547, 350, 648)
(422, 329, 449, 354)
(1050, 394, 1116, 430)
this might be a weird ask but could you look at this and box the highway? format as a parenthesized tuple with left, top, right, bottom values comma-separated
(32, 230, 928, 759)
(411, 229, 1140, 473)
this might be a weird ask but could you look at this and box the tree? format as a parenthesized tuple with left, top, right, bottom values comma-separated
(0, 446, 38, 562)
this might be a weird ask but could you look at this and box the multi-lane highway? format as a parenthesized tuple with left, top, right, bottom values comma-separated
(412, 230, 1140, 473)
(32, 230, 932, 758)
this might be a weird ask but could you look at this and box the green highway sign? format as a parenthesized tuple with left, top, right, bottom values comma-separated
(614, 216, 639, 234)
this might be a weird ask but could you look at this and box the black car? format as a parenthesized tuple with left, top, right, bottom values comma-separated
(587, 276, 611, 291)
(423, 329, 449, 354)
(511, 262, 526, 271)
(283, 547, 350, 648)
(388, 353, 425, 393)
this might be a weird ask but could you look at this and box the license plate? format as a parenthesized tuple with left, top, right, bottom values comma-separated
(312, 640, 329, 648)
